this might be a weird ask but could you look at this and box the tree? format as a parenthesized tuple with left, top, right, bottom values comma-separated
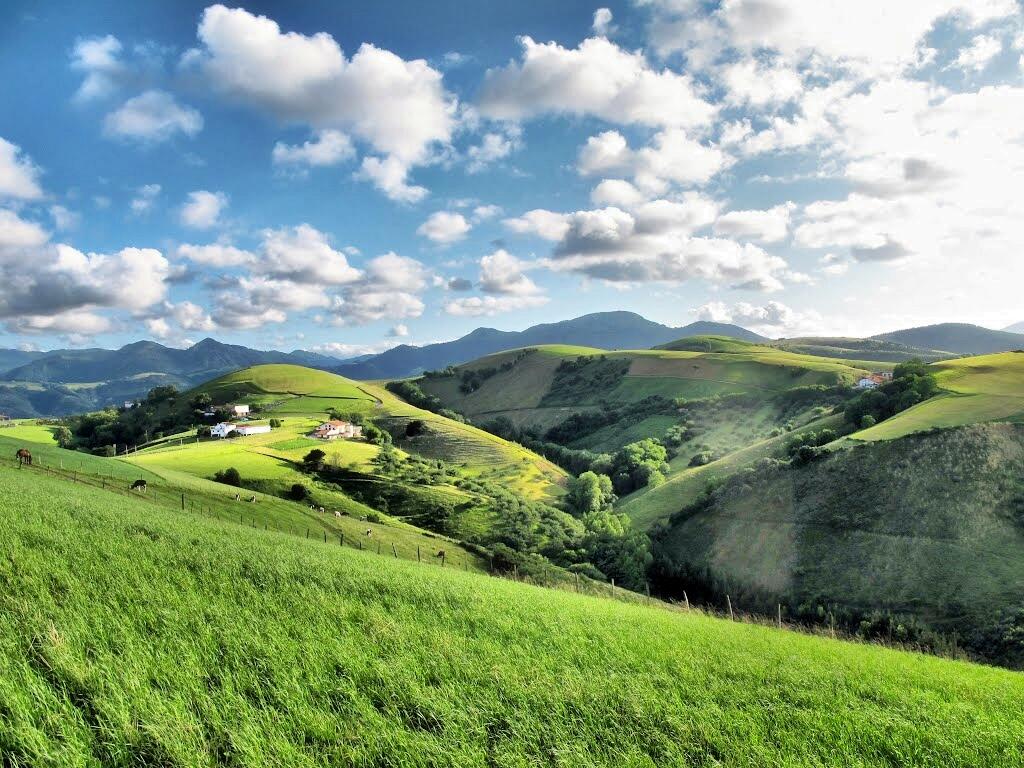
(197, 425, 212, 438)
(269, 418, 282, 428)
(566, 471, 616, 516)
(405, 419, 426, 437)
(371, 443, 400, 474)
(302, 449, 327, 472)
(609, 439, 670, 495)
(53, 425, 73, 449)
(860, 414, 877, 429)
(214, 467, 241, 486)
(190, 392, 212, 411)
(289, 483, 308, 501)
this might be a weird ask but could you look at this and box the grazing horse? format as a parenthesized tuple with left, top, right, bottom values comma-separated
(15, 448, 31, 466)
(130, 479, 147, 492)
(435, 549, 446, 559)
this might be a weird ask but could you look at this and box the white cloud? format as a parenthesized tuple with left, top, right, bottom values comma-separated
(466, 128, 521, 173)
(444, 294, 549, 316)
(478, 249, 543, 296)
(417, 211, 471, 244)
(356, 156, 428, 203)
(0, 209, 49, 255)
(0, 138, 44, 200)
(70, 35, 123, 101)
(180, 190, 228, 229)
(592, 8, 615, 36)
(258, 223, 362, 284)
(272, 129, 355, 167)
(954, 35, 1002, 71)
(479, 36, 716, 128)
(12, 310, 114, 337)
(713, 203, 795, 243)
(591, 179, 646, 208)
(103, 90, 203, 143)
(186, 4, 455, 200)
(721, 58, 803, 107)
(503, 209, 571, 241)
(389, 323, 409, 337)
(472, 204, 503, 221)
(577, 129, 729, 192)
(695, 300, 823, 337)
(130, 183, 161, 214)
(177, 242, 254, 267)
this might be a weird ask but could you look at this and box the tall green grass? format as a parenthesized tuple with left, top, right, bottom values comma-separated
(2, 462, 1023, 766)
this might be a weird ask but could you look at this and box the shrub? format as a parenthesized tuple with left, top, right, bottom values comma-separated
(214, 467, 242, 486)
(289, 483, 308, 501)
(269, 418, 282, 428)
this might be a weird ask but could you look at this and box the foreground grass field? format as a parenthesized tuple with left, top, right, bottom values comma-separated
(2, 462, 1024, 766)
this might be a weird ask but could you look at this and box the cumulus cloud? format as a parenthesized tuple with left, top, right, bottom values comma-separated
(479, 36, 716, 128)
(0, 138, 44, 200)
(180, 190, 228, 229)
(70, 35, 123, 101)
(713, 203, 795, 243)
(49, 205, 80, 231)
(389, 323, 409, 337)
(478, 249, 543, 296)
(528, 203, 787, 290)
(258, 224, 362, 284)
(177, 242, 254, 267)
(0, 209, 49, 256)
(466, 128, 522, 173)
(326, 251, 429, 325)
(503, 209, 572, 241)
(577, 129, 729, 192)
(272, 129, 355, 167)
(444, 294, 548, 316)
(184, 4, 455, 200)
(103, 90, 203, 142)
(695, 300, 823, 337)
(417, 211, 471, 244)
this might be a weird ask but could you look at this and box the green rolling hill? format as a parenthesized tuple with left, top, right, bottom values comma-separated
(2, 457, 1023, 765)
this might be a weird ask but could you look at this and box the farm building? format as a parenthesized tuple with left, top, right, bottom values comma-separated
(229, 404, 250, 417)
(235, 424, 271, 436)
(310, 420, 363, 440)
(856, 377, 879, 390)
(856, 373, 892, 390)
(211, 422, 237, 438)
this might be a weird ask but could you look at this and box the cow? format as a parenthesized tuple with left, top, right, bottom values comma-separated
(15, 448, 31, 466)
(334, 510, 342, 518)
(249, 495, 257, 503)
(130, 479, 147, 492)
(365, 529, 373, 537)
(435, 549, 446, 559)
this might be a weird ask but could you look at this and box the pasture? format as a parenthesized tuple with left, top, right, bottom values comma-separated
(2, 460, 1023, 766)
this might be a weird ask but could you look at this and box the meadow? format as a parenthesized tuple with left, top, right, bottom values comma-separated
(2, 460, 1024, 766)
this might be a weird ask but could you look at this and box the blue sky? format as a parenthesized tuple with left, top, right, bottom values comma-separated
(1, 1, 1023, 355)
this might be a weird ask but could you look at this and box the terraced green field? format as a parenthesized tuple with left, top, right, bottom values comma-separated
(853, 352, 1024, 441)
(3, 460, 1023, 766)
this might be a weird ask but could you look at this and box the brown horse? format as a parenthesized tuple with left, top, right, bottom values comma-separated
(15, 448, 31, 466)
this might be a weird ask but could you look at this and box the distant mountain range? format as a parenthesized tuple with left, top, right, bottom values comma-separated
(1, 313, 1022, 417)
(333, 312, 766, 379)
(1003, 321, 1024, 335)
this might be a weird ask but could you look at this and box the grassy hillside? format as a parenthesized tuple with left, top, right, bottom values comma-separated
(418, 341, 870, 432)
(2, 460, 1023, 765)
(772, 336, 950, 363)
(853, 352, 1024, 441)
(654, 423, 1024, 666)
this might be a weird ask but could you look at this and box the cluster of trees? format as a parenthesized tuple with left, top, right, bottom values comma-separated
(600, 439, 670, 495)
(540, 355, 631, 406)
(844, 360, 939, 429)
(384, 380, 466, 423)
(784, 428, 839, 467)
(64, 385, 190, 453)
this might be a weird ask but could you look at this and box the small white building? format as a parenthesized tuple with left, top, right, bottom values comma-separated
(235, 424, 271, 436)
(230, 404, 250, 417)
(310, 420, 363, 440)
(124, 400, 136, 409)
(856, 377, 879, 390)
(211, 422, 237, 438)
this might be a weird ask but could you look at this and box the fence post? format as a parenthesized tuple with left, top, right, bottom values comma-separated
(441, 552, 446, 568)
(683, 591, 690, 611)
(306, 528, 309, 539)
(324, 531, 327, 543)
(727, 595, 734, 621)
(645, 581, 650, 598)
(417, 545, 421, 563)
(777, 604, 782, 630)
(574, 573, 579, 593)
(359, 540, 362, 550)
(181, 493, 185, 510)
(376, 541, 381, 555)
(392, 543, 398, 558)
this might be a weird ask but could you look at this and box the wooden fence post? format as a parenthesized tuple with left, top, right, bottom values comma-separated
(683, 591, 690, 611)
(441, 552, 446, 567)
(574, 573, 579, 593)
(392, 543, 398, 558)
(777, 604, 782, 630)
(181, 493, 185, 510)
(377, 541, 381, 555)
(359, 540, 363, 550)
(323, 531, 327, 543)
(417, 545, 421, 563)
(727, 595, 734, 621)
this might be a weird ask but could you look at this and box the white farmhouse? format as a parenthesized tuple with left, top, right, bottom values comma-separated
(230, 404, 250, 417)
(211, 422, 237, 438)
(856, 377, 879, 390)
(310, 420, 363, 440)
(235, 424, 271, 436)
